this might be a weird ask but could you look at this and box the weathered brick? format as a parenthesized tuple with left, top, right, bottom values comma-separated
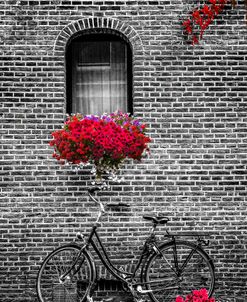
(0, 1, 247, 302)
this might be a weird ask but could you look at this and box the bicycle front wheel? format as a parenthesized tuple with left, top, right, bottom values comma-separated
(37, 244, 95, 302)
(144, 240, 215, 302)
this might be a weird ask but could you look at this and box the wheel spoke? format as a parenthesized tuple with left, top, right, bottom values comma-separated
(37, 245, 93, 302)
(144, 241, 215, 302)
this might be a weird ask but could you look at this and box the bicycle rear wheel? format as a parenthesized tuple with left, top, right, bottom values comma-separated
(144, 240, 215, 302)
(37, 244, 95, 302)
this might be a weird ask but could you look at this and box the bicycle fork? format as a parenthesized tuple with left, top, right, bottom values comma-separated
(58, 245, 97, 302)
(59, 246, 86, 283)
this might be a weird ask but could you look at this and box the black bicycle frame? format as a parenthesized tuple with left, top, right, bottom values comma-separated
(86, 225, 210, 285)
(60, 223, 212, 294)
(84, 225, 148, 285)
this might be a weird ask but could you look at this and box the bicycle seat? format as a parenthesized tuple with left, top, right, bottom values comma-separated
(143, 215, 169, 225)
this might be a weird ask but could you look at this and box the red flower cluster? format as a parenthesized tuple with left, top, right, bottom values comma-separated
(176, 288, 215, 302)
(182, 0, 228, 45)
(49, 112, 151, 175)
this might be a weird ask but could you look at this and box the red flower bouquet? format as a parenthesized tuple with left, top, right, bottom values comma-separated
(176, 288, 215, 302)
(49, 111, 151, 181)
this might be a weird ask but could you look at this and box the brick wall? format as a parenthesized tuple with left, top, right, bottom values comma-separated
(0, 1, 246, 301)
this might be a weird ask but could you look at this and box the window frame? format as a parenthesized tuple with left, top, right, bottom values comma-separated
(66, 31, 133, 115)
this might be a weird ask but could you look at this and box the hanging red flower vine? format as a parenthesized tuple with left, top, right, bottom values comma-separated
(182, 0, 239, 45)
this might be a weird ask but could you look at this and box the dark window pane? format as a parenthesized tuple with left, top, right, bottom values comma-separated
(67, 34, 132, 116)
(78, 41, 110, 66)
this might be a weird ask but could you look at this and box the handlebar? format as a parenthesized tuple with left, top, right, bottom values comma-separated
(88, 186, 102, 195)
(88, 185, 130, 224)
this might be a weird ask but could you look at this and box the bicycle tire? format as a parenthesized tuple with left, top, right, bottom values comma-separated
(143, 240, 215, 302)
(36, 244, 95, 302)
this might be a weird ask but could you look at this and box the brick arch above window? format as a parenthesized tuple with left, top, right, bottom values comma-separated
(53, 17, 144, 56)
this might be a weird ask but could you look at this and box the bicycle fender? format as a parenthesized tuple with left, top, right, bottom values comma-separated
(142, 240, 214, 274)
(86, 248, 98, 282)
(157, 241, 215, 271)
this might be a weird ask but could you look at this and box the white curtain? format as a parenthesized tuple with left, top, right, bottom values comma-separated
(71, 40, 128, 115)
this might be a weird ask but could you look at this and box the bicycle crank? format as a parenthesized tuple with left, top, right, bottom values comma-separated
(136, 285, 152, 294)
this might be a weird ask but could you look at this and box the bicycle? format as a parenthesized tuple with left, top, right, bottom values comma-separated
(36, 185, 215, 302)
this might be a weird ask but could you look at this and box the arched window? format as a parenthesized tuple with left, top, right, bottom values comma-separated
(66, 32, 133, 115)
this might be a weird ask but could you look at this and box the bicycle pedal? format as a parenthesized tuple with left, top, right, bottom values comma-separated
(86, 295, 94, 302)
(136, 285, 152, 294)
